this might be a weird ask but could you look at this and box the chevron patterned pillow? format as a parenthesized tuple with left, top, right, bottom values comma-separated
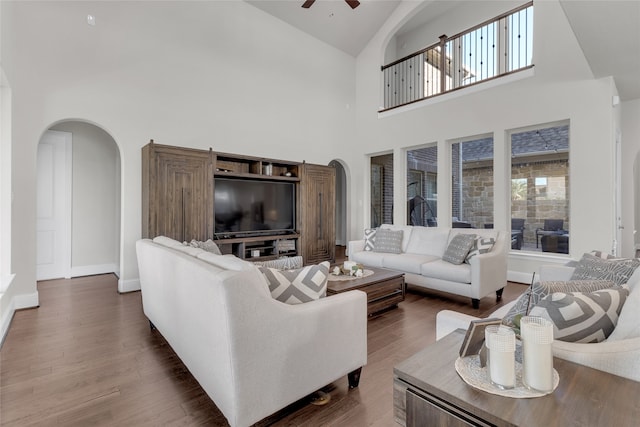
(529, 286, 629, 343)
(259, 261, 330, 305)
(363, 228, 377, 251)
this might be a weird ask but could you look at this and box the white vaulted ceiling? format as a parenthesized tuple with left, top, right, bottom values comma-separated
(246, 0, 640, 101)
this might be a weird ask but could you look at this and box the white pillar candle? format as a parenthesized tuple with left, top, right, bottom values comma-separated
(343, 261, 356, 271)
(521, 316, 554, 392)
(485, 325, 516, 389)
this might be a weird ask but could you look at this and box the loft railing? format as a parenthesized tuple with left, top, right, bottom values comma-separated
(381, 2, 533, 111)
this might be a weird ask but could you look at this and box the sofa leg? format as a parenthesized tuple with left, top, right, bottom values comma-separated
(348, 367, 362, 389)
(471, 299, 480, 309)
(496, 287, 504, 301)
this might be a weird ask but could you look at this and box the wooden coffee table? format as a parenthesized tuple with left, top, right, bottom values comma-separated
(393, 329, 640, 426)
(326, 266, 405, 316)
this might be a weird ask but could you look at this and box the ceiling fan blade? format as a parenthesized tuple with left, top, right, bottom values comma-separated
(301, 0, 316, 8)
(345, 0, 360, 9)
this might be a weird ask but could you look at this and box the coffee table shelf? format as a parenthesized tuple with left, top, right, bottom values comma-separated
(327, 266, 405, 317)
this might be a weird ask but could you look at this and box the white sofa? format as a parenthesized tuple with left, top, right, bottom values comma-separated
(348, 225, 507, 308)
(436, 263, 640, 382)
(136, 237, 368, 427)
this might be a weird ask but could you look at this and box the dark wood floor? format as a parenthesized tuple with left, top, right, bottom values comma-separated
(0, 258, 526, 426)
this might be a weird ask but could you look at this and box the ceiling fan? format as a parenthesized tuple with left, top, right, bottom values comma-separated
(302, 0, 360, 9)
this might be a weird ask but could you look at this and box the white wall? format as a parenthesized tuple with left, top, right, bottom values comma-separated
(50, 122, 121, 276)
(622, 99, 640, 255)
(355, 0, 620, 279)
(1, 0, 356, 315)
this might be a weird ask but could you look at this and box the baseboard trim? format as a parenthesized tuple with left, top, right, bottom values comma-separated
(71, 263, 118, 278)
(118, 278, 140, 293)
(1, 290, 39, 348)
(508, 270, 534, 284)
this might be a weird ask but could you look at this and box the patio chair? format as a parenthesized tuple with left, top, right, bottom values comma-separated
(536, 219, 565, 248)
(511, 218, 525, 250)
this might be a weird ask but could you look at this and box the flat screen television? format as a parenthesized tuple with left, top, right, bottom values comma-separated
(214, 177, 296, 237)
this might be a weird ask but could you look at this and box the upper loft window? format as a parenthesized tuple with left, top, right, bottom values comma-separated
(381, 2, 533, 111)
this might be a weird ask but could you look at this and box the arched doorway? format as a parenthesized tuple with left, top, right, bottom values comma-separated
(330, 160, 348, 248)
(36, 121, 121, 280)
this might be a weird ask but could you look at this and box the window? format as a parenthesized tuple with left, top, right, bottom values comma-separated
(407, 146, 437, 226)
(371, 153, 394, 227)
(510, 123, 569, 253)
(451, 137, 494, 229)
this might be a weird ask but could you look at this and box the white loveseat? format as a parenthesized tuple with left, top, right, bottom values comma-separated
(136, 237, 368, 427)
(348, 225, 507, 308)
(436, 263, 640, 382)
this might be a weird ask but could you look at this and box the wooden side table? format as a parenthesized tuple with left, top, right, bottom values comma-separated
(393, 329, 640, 427)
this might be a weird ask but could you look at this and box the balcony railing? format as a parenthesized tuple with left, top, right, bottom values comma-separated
(381, 2, 533, 111)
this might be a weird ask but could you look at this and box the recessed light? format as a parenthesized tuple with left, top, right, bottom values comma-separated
(87, 14, 96, 26)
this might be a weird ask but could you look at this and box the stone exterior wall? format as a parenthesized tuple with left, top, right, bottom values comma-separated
(462, 159, 569, 245)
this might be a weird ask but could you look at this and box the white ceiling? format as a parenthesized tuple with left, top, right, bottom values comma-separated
(247, 0, 640, 101)
(246, 0, 402, 57)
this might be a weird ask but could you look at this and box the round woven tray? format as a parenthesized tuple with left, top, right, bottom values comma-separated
(455, 354, 559, 398)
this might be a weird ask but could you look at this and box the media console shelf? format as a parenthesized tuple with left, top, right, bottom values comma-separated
(214, 152, 300, 181)
(215, 234, 300, 262)
(142, 141, 335, 265)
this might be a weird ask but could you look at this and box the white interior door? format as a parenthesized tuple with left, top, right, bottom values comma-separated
(37, 130, 72, 280)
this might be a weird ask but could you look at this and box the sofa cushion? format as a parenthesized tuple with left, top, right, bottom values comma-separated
(421, 259, 472, 284)
(172, 245, 206, 257)
(502, 279, 616, 328)
(405, 227, 451, 256)
(258, 261, 330, 304)
(607, 285, 640, 341)
(349, 250, 386, 268)
(465, 236, 496, 264)
(196, 252, 255, 271)
(363, 228, 377, 251)
(382, 253, 440, 275)
(529, 286, 629, 343)
(373, 229, 403, 254)
(570, 253, 640, 286)
(152, 236, 183, 248)
(380, 224, 413, 252)
(442, 234, 476, 265)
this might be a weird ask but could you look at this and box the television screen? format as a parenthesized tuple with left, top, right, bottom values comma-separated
(214, 178, 296, 236)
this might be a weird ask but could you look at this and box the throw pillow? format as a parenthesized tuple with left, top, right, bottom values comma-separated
(188, 239, 222, 255)
(607, 286, 640, 341)
(570, 253, 640, 286)
(364, 228, 377, 251)
(442, 234, 477, 265)
(464, 236, 495, 264)
(529, 286, 629, 343)
(258, 261, 330, 305)
(372, 229, 403, 254)
(502, 279, 615, 328)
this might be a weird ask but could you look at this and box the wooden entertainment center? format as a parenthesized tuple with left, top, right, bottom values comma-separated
(141, 141, 335, 264)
